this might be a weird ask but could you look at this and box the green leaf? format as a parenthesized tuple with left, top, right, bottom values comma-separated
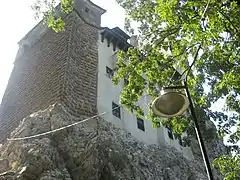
(115, 0, 240, 178)
(33, 0, 240, 178)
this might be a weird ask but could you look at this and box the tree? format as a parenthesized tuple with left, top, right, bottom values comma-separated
(32, 0, 240, 179)
(114, 0, 240, 179)
(32, 0, 73, 32)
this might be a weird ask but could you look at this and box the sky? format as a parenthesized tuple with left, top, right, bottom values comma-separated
(0, 0, 126, 101)
(0, 0, 226, 113)
(0, 0, 235, 145)
(0, 0, 225, 115)
(0, 0, 225, 116)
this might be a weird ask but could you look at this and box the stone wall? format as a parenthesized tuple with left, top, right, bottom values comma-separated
(61, 13, 99, 117)
(0, 104, 211, 180)
(0, 23, 68, 142)
(0, 8, 100, 142)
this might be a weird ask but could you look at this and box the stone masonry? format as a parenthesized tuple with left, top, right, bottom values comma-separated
(0, 104, 210, 180)
(0, 0, 106, 142)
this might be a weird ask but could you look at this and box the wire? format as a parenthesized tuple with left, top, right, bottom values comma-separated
(185, 45, 202, 80)
(4, 7, 123, 142)
(5, 8, 123, 142)
(7, 106, 121, 141)
(178, 44, 202, 81)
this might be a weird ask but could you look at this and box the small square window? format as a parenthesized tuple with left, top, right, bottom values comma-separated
(167, 127, 174, 140)
(137, 118, 145, 131)
(112, 102, 121, 118)
(106, 66, 114, 79)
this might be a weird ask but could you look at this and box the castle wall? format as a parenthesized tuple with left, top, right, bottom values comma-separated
(61, 13, 99, 117)
(0, 0, 104, 142)
(0, 22, 68, 142)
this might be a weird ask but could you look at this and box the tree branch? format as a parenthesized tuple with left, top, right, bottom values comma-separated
(172, 42, 201, 59)
(167, 43, 201, 85)
(218, 10, 239, 33)
(180, 44, 202, 80)
(155, 27, 181, 46)
(186, 44, 202, 78)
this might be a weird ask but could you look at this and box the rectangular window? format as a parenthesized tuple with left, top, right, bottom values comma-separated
(177, 136, 183, 146)
(167, 127, 174, 140)
(137, 118, 145, 131)
(106, 66, 114, 79)
(112, 102, 121, 118)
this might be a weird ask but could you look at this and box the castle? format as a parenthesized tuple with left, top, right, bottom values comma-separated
(0, 0, 193, 160)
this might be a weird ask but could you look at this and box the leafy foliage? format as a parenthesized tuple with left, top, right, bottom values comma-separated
(114, 0, 240, 178)
(32, 0, 240, 178)
(32, 0, 73, 32)
(213, 155, 240, 179)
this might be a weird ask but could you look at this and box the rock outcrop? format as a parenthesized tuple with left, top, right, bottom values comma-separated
(0, 104, 223, 180)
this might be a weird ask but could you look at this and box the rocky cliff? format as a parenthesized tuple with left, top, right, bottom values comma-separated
(0, 104, 224, 180)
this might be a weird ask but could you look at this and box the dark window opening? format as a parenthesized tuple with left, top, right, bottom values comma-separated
(112, 102, 121, 118)
(177, 136, 183, 146)
(137, 118, 145, 131)
(106, 66, 114, 79)
(167, 127, 174, 140)
(85, 7, 89, 12)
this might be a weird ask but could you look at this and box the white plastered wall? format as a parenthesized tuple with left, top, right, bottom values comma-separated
(97, 32, 194, 159)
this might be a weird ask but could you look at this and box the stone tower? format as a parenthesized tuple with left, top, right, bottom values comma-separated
(0, 0, 106, 142)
